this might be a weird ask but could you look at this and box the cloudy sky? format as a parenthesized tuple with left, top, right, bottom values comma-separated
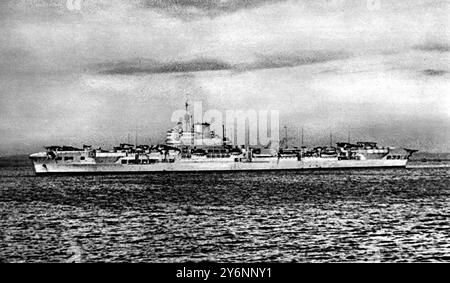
(0, 0, 449, 154)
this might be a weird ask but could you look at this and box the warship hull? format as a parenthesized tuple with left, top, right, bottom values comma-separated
(32, 158, 408, 175)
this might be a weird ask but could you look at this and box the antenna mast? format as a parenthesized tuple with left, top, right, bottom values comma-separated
(329, 131, 333, 147)
(301, 127, 304, 147)
(185, 95, 190, 132)
(135, 128, 138, 149)
(222, 124, 226, 146)
(284, 126, 288, 149)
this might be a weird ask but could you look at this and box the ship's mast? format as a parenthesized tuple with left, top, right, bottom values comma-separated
(185, 98, 190, 132)
(222, 124, 226, 147)
(246, 122, 249, 148)
(301, 127, 304, 147)
(201, 112, 203, 147)
(329, 131, 333, 147)
(134, 128, 138, 149)
(191, 115, 194, 146)
(284, 126, 288, 149)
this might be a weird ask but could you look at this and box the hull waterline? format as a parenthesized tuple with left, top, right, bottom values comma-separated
(31, 158, 408, 175)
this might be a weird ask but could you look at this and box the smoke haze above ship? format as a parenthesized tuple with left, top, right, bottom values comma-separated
(0, 0, 449, 154)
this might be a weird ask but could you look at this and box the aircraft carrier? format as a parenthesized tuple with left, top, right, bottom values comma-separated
(29, 104, 416, 175)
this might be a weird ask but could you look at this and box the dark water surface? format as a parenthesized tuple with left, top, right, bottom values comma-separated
(1, 158, 449, 262)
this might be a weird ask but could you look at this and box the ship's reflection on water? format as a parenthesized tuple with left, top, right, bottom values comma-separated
(1, 161, 449, 262)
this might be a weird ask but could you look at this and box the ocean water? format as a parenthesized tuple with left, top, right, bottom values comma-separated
(0, 157, 449, 262)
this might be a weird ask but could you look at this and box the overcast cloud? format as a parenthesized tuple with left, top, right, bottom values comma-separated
(0, 0, 449, 154)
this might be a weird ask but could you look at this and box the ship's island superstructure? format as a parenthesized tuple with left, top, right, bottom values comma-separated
(29, 103, 417, 175)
